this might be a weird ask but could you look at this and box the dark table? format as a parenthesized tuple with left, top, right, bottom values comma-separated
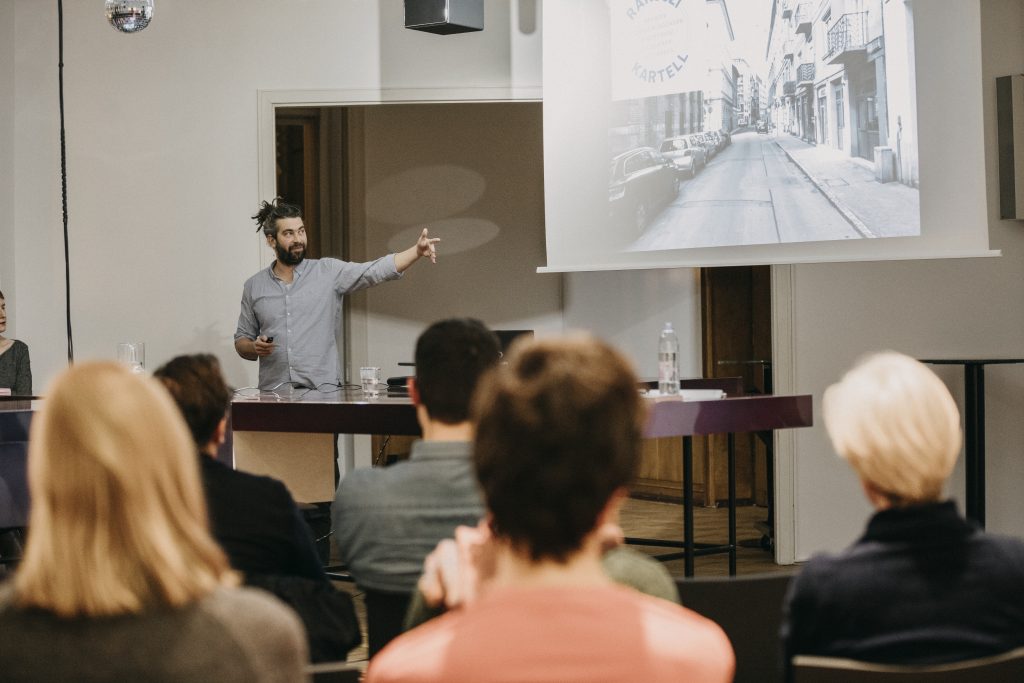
(637, 394, 811, 576)
(232, 389, 813, 577)
(232, 391, 420, 435)
(920, 358, 1024, 528)
(0, 400, 36, 529)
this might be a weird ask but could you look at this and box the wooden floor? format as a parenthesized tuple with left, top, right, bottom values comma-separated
(337, 498, 792, 666)
(621, 497, 785, 577)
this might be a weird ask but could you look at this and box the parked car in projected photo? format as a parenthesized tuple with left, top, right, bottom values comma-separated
(659, 136, 701, 178)
(608, 147, 679, 233)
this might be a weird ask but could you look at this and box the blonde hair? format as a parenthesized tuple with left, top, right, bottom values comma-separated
(16, 361, 237, 617)
(823, 351, 962, 505)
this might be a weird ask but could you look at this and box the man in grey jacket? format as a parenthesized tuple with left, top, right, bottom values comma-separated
(234, 198, 438, 390)
(332, 318, 499, 654)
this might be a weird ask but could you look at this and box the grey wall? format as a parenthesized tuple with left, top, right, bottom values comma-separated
(0, 0, 14, 307)
(350, 102, 564, 377)
(778, 0, 1024, 559)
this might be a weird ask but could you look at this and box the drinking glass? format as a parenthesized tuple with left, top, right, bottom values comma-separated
(117, 342, 146, 374)
(360, 366, 382, 397)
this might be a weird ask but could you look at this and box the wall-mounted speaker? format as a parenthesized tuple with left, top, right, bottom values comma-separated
(405, 0, 483, 35)
(996, 74, 1024, 220)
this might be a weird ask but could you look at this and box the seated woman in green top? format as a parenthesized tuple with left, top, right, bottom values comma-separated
(0, 289, 31, 395)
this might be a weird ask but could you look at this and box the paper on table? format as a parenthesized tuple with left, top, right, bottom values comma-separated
(644, 389, 726, 401)
(680, 389, 726, 401)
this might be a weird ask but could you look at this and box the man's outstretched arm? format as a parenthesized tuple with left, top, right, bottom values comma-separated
(394, 227, 440, 273)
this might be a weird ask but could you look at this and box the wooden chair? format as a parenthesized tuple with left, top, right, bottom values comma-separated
(675, 571, 797, 683)
(792, 646, 1024, 683)
(305, 661, 363, 683)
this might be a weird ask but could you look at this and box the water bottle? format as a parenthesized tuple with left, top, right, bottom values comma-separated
(658, 322, 679, 395)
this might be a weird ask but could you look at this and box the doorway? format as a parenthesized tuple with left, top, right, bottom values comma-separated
(699, 266, 773, 509)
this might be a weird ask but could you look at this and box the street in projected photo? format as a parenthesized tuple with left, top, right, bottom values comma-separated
(607, 0, 921, 252)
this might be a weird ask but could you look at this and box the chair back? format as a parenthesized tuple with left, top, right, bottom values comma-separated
(245, 573, 361, 663)
(364, 589, 413, 658)
(305, 661, 363, 683)
(792, 646, 1024, 683)
(675, 571, 796, 683)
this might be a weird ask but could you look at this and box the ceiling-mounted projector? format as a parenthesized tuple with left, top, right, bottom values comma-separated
(405, 0, 483, 35)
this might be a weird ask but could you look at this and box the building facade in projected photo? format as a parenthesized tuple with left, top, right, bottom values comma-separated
(606, 0, 920, 253)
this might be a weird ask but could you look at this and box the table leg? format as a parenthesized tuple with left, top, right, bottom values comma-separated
(728, 432, 737, 576)
(683, 435, 694, 577)
(963, 363, 985, 528)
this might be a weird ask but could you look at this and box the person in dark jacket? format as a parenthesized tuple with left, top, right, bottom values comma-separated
(155, 354, 358, 661)
(781, 351, 1024, 679)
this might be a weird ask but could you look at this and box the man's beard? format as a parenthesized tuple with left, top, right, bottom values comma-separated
(275, 241, 305, 266)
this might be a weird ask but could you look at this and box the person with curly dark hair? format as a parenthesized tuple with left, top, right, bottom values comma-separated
(234, 198, 439, 390)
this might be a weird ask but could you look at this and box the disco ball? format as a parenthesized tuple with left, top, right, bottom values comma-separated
(105, 0, 153, 34)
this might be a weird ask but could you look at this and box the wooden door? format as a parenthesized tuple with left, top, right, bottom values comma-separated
(699, 266, 772, 506)
(275, 109, 322, 258)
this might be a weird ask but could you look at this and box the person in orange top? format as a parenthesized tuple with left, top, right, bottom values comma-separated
(367, 335, 734, 683)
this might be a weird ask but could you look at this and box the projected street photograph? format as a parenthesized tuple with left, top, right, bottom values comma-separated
(607, 0, 920, 252)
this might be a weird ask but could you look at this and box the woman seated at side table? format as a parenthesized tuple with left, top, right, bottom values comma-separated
(781, 351, 1024, 678)
(0, 289, 31, 395)
(0, 361, 307, 682)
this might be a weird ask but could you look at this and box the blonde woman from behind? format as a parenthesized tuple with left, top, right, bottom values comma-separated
(0, 361, 307, 683)
(781, 351, 1024, 679)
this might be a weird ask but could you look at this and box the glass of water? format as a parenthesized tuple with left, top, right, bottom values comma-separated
(359, 366, 382, 397)
(117, 342, 146, 374)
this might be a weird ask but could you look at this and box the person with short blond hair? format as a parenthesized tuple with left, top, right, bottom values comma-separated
(781, 351, 1024, 677)
(824, 351, 962, 506)
(367, 335, 734, 683)
(0, 362, 306, 682)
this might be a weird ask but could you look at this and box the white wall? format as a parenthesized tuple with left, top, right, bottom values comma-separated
(779, 0, 1024, 560)
(5, 0, 547, 392)
(0, 0, 14, 307)
(9, 0, 1021, 564)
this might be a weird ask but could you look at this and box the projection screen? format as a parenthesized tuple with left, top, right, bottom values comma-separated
(540, 0, 997, 272)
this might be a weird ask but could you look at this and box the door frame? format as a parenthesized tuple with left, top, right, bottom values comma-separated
(257, 87, 541, 373)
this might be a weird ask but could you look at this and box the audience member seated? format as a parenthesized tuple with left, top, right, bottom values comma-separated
(332, 318, 498, 654)
(367, 335, 735, 683)
(781, 351, 1024, 679)
(0, 361, 306, 682)
(155, 354, 358, 661)
(0, 289, 31, 395)
(403, 524, 681, 633)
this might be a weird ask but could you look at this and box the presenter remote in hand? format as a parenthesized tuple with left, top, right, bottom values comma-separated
(234, 198, 439, 391)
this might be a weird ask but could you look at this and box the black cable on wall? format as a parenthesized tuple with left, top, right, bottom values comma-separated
(57, 0, 74, 363)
